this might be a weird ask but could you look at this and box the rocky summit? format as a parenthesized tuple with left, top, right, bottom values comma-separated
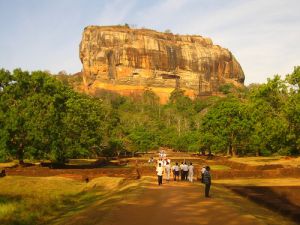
(79, 25, 244, 102)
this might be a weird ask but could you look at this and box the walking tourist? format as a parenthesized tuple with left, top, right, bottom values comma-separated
(180, 162, 184, 180)
(172, 162, 180, 181)
(203, 166, 211, 197)
(156, 163, 164, 185)
(188, 162, 194, 182)
(0, 169, 6, 177)
(165, 162, 171, 181)
(183, 162, 189, 180)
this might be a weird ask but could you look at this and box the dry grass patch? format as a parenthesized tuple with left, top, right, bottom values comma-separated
(229, 156, 300, 167)
(0, 176, 132, 225)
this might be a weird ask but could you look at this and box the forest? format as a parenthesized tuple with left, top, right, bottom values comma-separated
(0, 67, 299, 163)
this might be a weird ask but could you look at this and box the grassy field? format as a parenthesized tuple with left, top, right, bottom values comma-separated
(0, 176, 144, 225)
(210, 164, 231, 170)
(229, 156, 300, 167)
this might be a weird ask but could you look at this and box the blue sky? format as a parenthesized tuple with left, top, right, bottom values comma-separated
(0, 0, 299, 84)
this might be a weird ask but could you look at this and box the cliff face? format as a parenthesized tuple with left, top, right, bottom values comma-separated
(79, 26, 244, 102)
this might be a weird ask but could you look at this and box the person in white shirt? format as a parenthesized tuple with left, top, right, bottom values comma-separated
(167, 158, 171, 164)
(188, 162, 194, 182)
(180, 162, 184, 180)
(165, 162, 171, 181)
(162, 159, 167, 167)
(156, 163, 164, 185)
(182, 162, 189, 181)
(157, 159, 163, 168)
(172, 162, 180, 181)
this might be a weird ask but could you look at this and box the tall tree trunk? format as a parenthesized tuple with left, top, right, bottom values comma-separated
(232, 145, 237, 157)
(18, 143, 25, 165)
(256, 149, 260, 156)
(227, 145, 232, 156)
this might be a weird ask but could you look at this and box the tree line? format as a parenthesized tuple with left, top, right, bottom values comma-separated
(0, 67, 299, 163)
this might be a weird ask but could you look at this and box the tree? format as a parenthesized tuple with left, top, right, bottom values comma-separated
(200, 97, 250, 156)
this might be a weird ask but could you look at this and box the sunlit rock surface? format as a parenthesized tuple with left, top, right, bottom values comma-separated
(79, 25, 244, 102)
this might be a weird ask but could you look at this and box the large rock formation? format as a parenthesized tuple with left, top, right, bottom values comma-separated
(79, 25, 244, 102)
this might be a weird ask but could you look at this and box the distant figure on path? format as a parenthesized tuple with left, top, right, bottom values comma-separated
(188, 162, 194, 182)
(148, 157, 154, 164)
(172, 162, 180, 181)
(165, 162, 171, 181)
(156, 163, 164, 185)
(180, 162, 184, 180)
(203, 166, 211, 197)
(0, 169, 6, 177)
(183, 162, 189, 181)
(201, 166, 206, 183)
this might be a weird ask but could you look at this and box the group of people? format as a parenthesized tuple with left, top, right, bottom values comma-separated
(156, 160, 212, 197)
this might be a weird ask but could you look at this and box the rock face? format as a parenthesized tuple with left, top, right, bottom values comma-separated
(79, 25, 244, 102)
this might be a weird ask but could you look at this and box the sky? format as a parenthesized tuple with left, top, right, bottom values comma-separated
(0, 0, 299, 84)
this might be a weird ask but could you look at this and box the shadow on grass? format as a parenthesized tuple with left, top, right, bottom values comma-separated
(226, 186, 300, 224)
(46, 180, 144, 225)
(0, 195, 22, 204)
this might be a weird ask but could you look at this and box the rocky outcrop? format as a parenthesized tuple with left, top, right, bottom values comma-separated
(79, 25, 244, 102)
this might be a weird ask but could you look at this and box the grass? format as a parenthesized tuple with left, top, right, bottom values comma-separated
(0, 176, 140, 225)
(210, 164, 231, 170)
(0, 161, 18, 168)
(229, 156, 300, 167)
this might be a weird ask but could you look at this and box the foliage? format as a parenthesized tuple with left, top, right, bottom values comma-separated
(0, 66, 299, 162)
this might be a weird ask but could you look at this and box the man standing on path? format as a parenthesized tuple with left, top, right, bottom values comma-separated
(203, 166, 211, 197)
(165, 162, 171, 182)
(172, 162, 180, 181)
(156, 163, 164, 185)
(188, 162, 194, 182)
(183, 162, 189, 181)
(180, 162, 184, 180)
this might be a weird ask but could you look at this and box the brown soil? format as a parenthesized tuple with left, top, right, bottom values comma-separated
(4, 166, 139, 180)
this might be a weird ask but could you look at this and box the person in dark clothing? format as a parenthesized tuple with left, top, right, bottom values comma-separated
(203, 166, 211, 197)
(172, 162, 180, 181)
(0, 169, 6, 177)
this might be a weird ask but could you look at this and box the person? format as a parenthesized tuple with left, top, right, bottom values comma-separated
(203, 166, 211, 197)
(172, 162, 180, 181)
(180, 162, 184, 180)
(201, 166, 206, 183)
(157, 159, 163, 167)
(156, 163, 164, 185)
(188, 162, 194, 182)
(148, 157, 154, 164)
(182, 162, 189, 181)
(0, 169, 6, 177)
(165, 162, 171, 181)
(167, 158, 171, 165)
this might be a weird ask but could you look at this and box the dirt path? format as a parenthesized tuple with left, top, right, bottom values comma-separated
(104, 179, 264, 225)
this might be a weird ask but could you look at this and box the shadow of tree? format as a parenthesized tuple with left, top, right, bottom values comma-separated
(226, 186, 300, 223)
